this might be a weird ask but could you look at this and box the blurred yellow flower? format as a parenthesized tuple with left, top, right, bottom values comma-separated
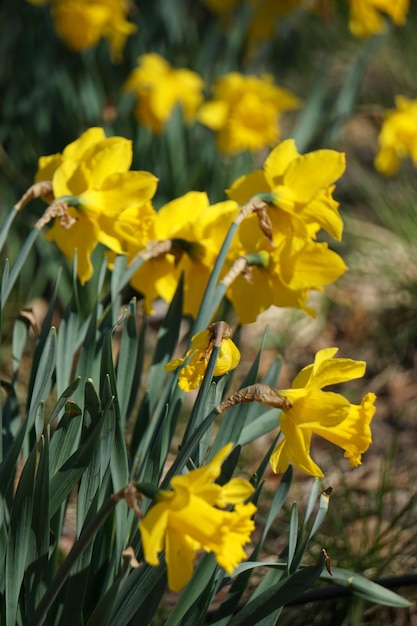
(165, 326, 241, 392)
(270, 348, 376, 477)
(227, 139, 345, 241)
(347, 0, 409, 38)
(129, 192, 238, 316)
(35, 127, 158, 284)
(198, 72, 300, 155)
(26, 0, 136, 61)
(140, 443, 256, 592)
(374, 95, 417, 176)
(124, 53, 205, 133)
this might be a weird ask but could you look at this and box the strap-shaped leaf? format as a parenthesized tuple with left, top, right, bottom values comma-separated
(5, 441, 37, 626)
(320, 567, 412, 608)
(147, 274, 183, 408)
(228, 554, 325, 626)
(26, 435, 50, 621)
(115, 298, 139, 426)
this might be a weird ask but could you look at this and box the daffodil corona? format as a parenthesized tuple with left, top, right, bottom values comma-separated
(139, 443, 256, 592)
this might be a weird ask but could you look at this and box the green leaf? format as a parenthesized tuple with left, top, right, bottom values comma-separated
(27, 326, 56, 423)
(238, 408, 279, 446)
(49, 400, 83, 477)
(115, 298, 139, 426)
(12, 315, 29, 378)
(49, 384, 113, 517)
(108, 562, 168, 626)
(147, 274, 183, 408)
(26, 435, 50, 620)
(228, 554, 325, 626)
(2, 227, 41, 307)
(0, 207, 19, 255)
(5, 440, 37, 626)
(47, 377, 81, 426)
(209, 334, 266, 458)
(320, 567, 412, 608)
(56, 290, 81, 396)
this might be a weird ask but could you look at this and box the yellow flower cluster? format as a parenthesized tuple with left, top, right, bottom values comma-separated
(375, 95, 417, 176)
(270, 348, 376, 477)
(139, 443, 256, 592)
(198, 72, 300, 155)
(26, 0, 136, 61)
(34, 129, 347, 327)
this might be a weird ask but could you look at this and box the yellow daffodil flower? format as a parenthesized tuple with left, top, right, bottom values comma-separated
(270, 348, 376, 477)
(26, 0, 136, 61)
(129, 192, 238, 316)
(227, 139, 345, 241)
(139, 443, 256, 592)
(124, 53, 204, 133)
(226, 212, 347, 324)
(165, 326, 241, 392)
(374, 95, 417, 176)
(35, 127, 158, 284)
(198, 72, 300, 155)
(347, 0, 409, 38)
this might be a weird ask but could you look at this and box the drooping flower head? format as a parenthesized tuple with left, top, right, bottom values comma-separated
(124, 53, 205, 133)
(198, 72, 300, 155)
(347, 0, 409, 38)
(270, 348, 376, 477)
(35, 127, 158, 283)
(128, 191, 238, 316)
(227, 139, 346, 241)
(139, 443, 256, 592)
(374, 95, 417, 176)
(165, 323, 241, 392)
(225, 211, 347, 324)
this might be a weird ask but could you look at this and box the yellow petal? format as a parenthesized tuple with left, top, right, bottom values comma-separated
(226, 171, 270, 205)
(154, 192, 209, 240)
(283, 150, 346, 204)
(263, 138, 299, 187)
(270, 425, 323, 477)
(35, 154, 64, 183)
(62, 127, 106, 160)
(140, 502, 170, 565)
(216, 478, 254, 507)
(198, 100, 230, 130)
(165, 526, 197, 592)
